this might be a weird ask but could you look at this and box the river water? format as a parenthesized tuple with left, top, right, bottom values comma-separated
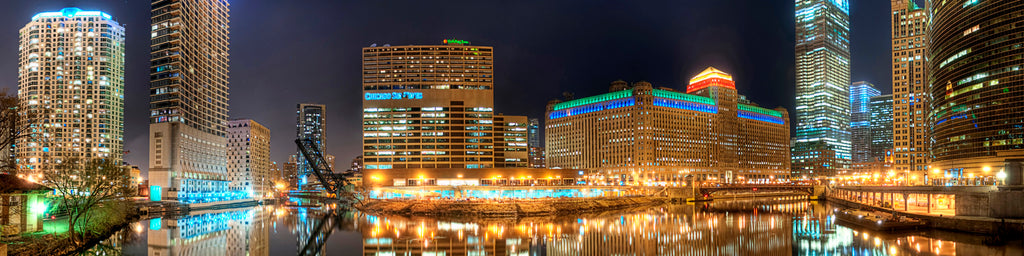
(85, 199, 1022, 255)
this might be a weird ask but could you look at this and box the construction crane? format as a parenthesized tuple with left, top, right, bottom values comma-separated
(294, 138, 354, 202)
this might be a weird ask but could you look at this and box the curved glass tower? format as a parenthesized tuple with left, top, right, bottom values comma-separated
(929, 0, 1024, 176)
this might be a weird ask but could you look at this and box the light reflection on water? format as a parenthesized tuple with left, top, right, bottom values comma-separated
(86, 199, 1022, 256)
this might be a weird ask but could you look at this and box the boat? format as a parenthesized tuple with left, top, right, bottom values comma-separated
(834, 209, 928, 232)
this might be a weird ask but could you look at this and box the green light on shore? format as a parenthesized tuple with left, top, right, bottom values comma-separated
(30, 201, 47, 214)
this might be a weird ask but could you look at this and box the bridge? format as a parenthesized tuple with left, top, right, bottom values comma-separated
(664, 184, 827, 202)
(699, 184, 817, 196)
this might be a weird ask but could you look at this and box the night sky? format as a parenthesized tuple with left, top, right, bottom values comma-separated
(0, 0, 892, 174)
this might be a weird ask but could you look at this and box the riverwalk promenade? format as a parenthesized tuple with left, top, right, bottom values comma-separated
(829, 185, 1024, 234)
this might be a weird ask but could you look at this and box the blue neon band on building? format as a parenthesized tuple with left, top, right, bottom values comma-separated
(545, 67, 791, 185)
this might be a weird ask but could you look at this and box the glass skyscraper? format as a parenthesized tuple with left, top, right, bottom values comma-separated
(296, 103, 328, 189)
(929, 0, 1024, 176)
(793, 0, 851, 178)
(148, 0, 234, 203)
(850, 82, 880, 163)
(869, 94, 893, 162)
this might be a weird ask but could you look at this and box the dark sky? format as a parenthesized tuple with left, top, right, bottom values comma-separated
(0, 0, 892, 174)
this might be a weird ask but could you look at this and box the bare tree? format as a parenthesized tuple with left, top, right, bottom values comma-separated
(0, 89, 40, 175)
(43, 158, 135, 245)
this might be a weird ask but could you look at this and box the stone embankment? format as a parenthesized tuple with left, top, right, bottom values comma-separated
(358, 197, 669, 217)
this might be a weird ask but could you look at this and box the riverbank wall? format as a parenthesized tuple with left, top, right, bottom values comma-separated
(358, 196, 669, 218)
(829, 197, 1024, 235)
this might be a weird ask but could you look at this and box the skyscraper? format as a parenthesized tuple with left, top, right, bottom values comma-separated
(850, 82, 880, 163)
(362, 39, 504, 169)
(227, 119, 271, 198)
(148, 0, 232, 202)
(17, 8, 125, 173)
(296, 103, 326, 188)
(527, 118, 540, 148)
(891, 0, 929, 181)
(869, 95, 894, 162)
(793, 0, 851, 178)
(527, 118, 544, 168)
(929, 0, 1024, 177)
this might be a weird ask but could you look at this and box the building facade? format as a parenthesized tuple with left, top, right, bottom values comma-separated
(226, 119, 271, 198)
(851, 82, 881, 163)
(793, 0, 852, 178)
(528, 118, 541, 147)
(17, 8, 125, 173)
(870, 94, 894, 162)
(148, 0, 232, 202)
(494, 114, 528, 167)
(362, 40, 527, 170)
(545, 67, 791, 185)
(928, 0, 1024, 178)
(283, 156, 298, 189)
(296, 103, 326, 189)
(529, 147, 546, 168)
(891, 0, 930, 180)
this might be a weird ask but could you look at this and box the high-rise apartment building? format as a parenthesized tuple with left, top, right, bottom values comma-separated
(793, 0, 851, 178)
(869, 95, 894, 162)
(851, 82, 881, 163)
(929, 0, 1024, 177)
(148, 0, 232, 202)
(362, 39, 520, 169)
(546, 68, 791, 185)
(296, 103, 327, 188)
(493, 114, 528, 168)
(891, 0, 930, 181)
(226, 119, 271, 198)
(17, 8, 125, 173)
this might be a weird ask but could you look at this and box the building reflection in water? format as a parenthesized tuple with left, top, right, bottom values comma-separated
(85, 199, 1019, 255)
(147, 205, 272, 256)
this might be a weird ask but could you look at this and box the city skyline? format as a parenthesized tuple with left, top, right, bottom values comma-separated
(0, 0, 896, 174)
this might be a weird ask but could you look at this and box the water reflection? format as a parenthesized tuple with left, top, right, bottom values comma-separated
(86, 199, 1021, 255)
(146, 206, 272, 256)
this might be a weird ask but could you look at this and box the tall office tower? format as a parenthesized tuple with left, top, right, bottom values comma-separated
(17, 8, 125, 173)
(296, 103, 326, 188)
(226, 119, 271, 198)
(148, 0, 231, 202)
(869, 95, 894, 162)
(850, 82, 881, 163)
(929, 0, 1024, 177)
(527, 118, 541, 147)
(362, 39, 495, 169)
(793, 0, 852, 178)
(891, 0, 930, 181)
(546, 68, 791, 185)
(493, 114, 528, 168)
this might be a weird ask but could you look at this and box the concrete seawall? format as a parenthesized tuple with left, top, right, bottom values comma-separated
(829, 197, 1024, 235)
(358, 197, 669, 218)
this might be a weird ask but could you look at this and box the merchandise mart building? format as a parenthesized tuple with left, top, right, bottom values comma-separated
(545, 67, 791, 186)
(361, 40, 527, 170)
